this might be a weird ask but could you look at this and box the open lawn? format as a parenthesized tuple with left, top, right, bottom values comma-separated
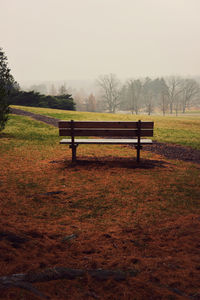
(11, 105, 200, 150)
(0, 113, 200, 299)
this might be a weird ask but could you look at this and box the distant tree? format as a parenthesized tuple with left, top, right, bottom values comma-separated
(9, 91, 76, 110)
(165, 76, 182, 114)
(143, 78, 154, 115)
(174, 93, 182, 116)
(55, 94, 76, 110)
(0, 48, 18, 131)
(50, 84, 57, 96)
(73, 93, 85, 111)
(158, 78, 169, 116)
(86, 93, 96, 112)
(97, 74, 121, 113)
(118, 75, 200, 115)
(180, 78, 200, 113)
(58, 83, 67, 95)
(142, 77, 168, 115)
(118, 84, 128, 111)
(126, 79, 142, 114)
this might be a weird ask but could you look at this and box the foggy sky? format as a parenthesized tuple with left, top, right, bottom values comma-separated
(1, 0, 200, 84)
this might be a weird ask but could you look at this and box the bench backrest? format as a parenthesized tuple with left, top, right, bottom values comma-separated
(59, 120, 154, 137)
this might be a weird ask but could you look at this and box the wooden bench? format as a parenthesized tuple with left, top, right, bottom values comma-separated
(59, 120, 154, 162)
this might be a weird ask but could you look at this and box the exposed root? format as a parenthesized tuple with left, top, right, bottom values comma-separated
(0, 267, 137, 299)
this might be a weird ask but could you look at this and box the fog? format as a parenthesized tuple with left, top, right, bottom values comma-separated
(1, 0, 200, 86)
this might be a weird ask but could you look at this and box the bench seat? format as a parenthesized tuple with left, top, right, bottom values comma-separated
(60, 138, 153, 145)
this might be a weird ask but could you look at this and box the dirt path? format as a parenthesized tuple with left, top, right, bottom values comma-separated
(143, 142, 200, 164)
(11, 107, 200, 164)
(11, 107, 59, 127)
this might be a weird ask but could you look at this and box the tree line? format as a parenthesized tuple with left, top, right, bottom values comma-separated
(1, 47, 200, 132)
(9, 91, 75, 111)
(97, 74, 200, 115)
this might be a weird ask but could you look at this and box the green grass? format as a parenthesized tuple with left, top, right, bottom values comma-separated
(11, 105, 200, 150)
(0, 115, 58, 152)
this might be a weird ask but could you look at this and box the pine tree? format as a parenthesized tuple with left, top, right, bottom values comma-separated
(0, 48, 16, 131)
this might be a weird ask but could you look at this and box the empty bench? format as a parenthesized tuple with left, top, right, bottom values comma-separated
(59, 120, 154, 162)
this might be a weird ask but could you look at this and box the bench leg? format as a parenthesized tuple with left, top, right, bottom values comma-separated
(135, 145, 142, 163)
(70, 144, 78, 162)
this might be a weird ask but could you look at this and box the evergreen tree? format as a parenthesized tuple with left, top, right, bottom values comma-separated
(0, 48, 17, 131)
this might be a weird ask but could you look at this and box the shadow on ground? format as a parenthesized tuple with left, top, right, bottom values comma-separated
(52, 157, 169, 170)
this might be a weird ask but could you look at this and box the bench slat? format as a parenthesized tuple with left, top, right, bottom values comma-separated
(60, 138, 153, 144)
(59, 121, 154, 129)
(59, 129, 153, 137)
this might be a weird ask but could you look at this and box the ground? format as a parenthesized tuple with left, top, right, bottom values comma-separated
(0, 110, 199, 299)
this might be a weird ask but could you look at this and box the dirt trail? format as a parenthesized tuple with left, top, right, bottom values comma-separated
(143, 142, 200, 164)
(11, 107, 200, 164)
(11, 107, 59, 127)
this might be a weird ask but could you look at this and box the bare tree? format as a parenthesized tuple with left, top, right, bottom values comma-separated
(126, 79, 142, 114)
(50, 84, 57, 96)
(58, 83, 71, 95)
(97, 74, 121, 113)
(180, 78, 200, 113)
(158, 78, 169, 116)
(143, 78, 154, 115)
(86, 93, 96, 112)
(73, 91, 85, 111)
(174, 93, 182, 116)
(58, 83, 67, 95)
(165, 76, 182, 114)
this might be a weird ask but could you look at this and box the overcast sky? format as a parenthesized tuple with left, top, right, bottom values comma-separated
(1, 0, 200, 84)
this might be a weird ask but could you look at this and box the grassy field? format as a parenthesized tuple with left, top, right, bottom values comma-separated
(0, 112, 200, 299)
(11, 105, 200, 149)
